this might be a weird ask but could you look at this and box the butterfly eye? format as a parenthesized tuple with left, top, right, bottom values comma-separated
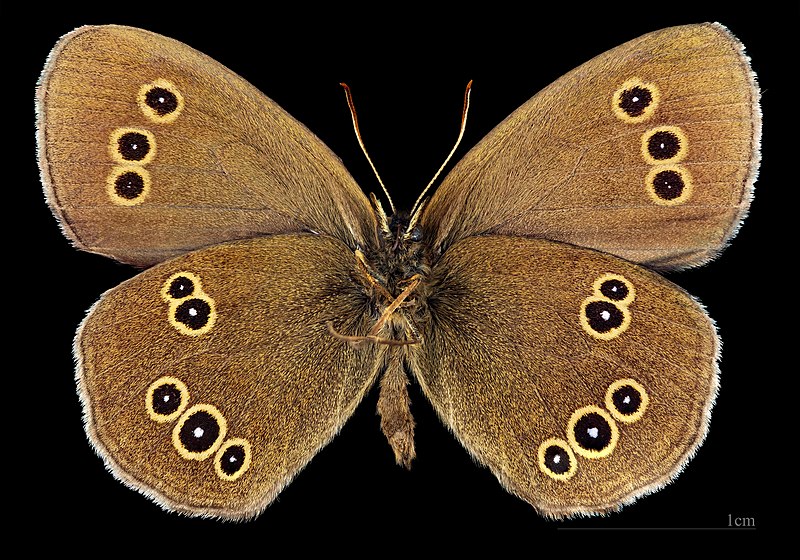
(105, 166, 151, 206)
(169, 295, 216, 336)
(605, 379, 650, 423)
(215, 438, 253, 481)
(646, 165, 693, 206)
(109, 127, 156, 165)
(537, 438, 577, 481)
(172, 404, 228, 460)
(612, 78, 660, 123)
(592, 273, 635, 306)
(567, 406, 619, 459)
(579, 297, 631, 340)
(161, 272, 202, 302)
(641, 126, 688, 165)
(138, 79, 184, 123)
(406, 226, 423, 243)
(145, 376, 189, 423)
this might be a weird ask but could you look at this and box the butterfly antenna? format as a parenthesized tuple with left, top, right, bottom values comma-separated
(341, 83, 395, 214)
(407, 80, 473, 229)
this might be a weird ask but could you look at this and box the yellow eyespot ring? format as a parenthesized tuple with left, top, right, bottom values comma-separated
(579, 296, 631, 341)
(537, 438, 578, 481)
(106, 166, 151, 206)
(109, 127, 156, 165)
(592, 273, 636, 306)
(145, 376, 189, 423)
(215, 438, 253, 482)
(168, 294, 217, 336)
(611, 78, 660, 123)
(645, 164, 693, 206)
(137, 79, 185, 124)
(567, 405, 619, 459)
(172, 404, 228, 461)
(161, 272, 203, 302)
(640, 125, 688, 165)
(605, 378, 650, 423)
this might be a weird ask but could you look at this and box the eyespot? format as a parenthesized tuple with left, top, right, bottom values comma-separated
(169, 295, 216, 336)
(612, 78, 660, 123)
(172, 404, 228, 460)
(646, 165, 693, 206)
(580, 297, 631, 340)
(138, 79, 185, 123)
(537, 438, 577, 481)
(161, 272, 202, 302)
(215, 438, 253, 481)
(592, 273, 635, 306)
(641, 126, 687, 164)
(145, 376, 189, 423)
(567, 405, 619, 459)
(106, 166, 150, 206)
(605, 379, 650, 423)
(109, 127, 156, 165)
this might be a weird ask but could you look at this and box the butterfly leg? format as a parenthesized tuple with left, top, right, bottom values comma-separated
(326, 275, 422, 347)
(326, 321, 416, 347)
(377, 345, 416, 468)
(355, 249, 394, 302)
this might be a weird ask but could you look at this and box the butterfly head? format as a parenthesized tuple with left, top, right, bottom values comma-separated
(388, 212, 422, 249)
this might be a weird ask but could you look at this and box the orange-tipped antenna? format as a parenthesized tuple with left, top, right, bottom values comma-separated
(340, 83, 396, 215)
(406, 80, 473, 231)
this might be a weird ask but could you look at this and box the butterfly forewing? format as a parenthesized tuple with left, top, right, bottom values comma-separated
(421, 23, 760, 271)
(37, 25, 377, 267)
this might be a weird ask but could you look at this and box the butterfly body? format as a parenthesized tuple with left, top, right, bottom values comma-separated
(37, 23, 759, 519)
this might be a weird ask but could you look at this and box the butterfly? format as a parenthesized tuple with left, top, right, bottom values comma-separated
(36, 23, 760, 520)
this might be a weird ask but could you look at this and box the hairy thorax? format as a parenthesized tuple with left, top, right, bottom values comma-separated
(360, 212, 431, 344)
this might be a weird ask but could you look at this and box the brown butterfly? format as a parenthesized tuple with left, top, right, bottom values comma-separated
(36, 23, 760, 520)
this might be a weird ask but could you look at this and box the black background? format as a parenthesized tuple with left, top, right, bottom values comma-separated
(13, 0, 782, 544)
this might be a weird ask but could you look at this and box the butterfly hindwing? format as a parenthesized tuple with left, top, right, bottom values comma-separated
(421, 23, 760, 270)
(77, 234, 379, 519)
(410, 235, 718, 517)
(37, 25, 377, 267)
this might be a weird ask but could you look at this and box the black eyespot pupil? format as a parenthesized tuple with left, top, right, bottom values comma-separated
(612, 385, 643, 415)
(652, 170, 685, 200)
(145, 87, 179, 116)
(117, 132, 151, 161)
(647, 131, 681, 160)
(544, 445, 571, 475)
(114, 171, 145, 199)
(599, 279, 629, 301)
(619, 86, 652, 117)
(220, 445, 247, 475)
(573, 412, 613, 451)
(585, 301, 624, 333)
(179, 411, 220, 452)
(168, 277, 195, 299)
(152, 384, 181, 415)
(174, 298, 211, 330)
